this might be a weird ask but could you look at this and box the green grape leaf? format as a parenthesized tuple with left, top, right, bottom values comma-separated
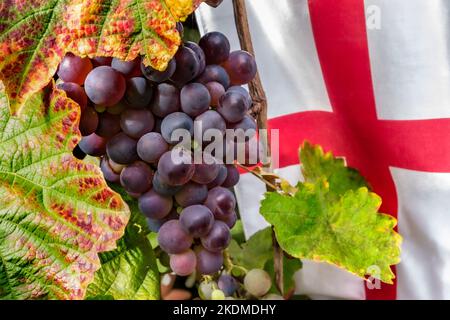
(86, 185, 159, 300)
(0, 81, 130, 300)
(260, 143, 402, 284)
(0, 0, 202, 115)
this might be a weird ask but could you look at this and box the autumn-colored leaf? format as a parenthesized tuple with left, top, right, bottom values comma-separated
(0, 81, 130, 299)
(0, 0, 202, 115)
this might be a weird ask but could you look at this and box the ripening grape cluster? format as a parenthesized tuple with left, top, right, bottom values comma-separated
(56, 29, 259, 278)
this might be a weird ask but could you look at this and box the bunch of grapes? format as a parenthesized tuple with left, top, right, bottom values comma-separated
(56, 30, 259, 278)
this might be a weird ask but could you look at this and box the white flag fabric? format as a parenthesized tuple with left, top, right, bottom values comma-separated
(196, 0, 450, 300)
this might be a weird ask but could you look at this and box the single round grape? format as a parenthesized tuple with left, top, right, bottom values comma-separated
(179, 205, 214, 238)
(170, 250, 197, 276)
(137, 132, 168, 163)
(228, 114, 257, 141)
(157, 149, 195, 186)
(111, 57, 142, 78)
(120, 161, 153, 194)
(218, 274, 238, 296)
(170, 46, 200, 86)
(84, 66, 126, 106)
(108, 157, 126, 174)
(194, 110, 226, 142)
(91, 57, 112, 67)
(161, 112, 194, 145)
(196, 65, 230, 89)
(100, 156, 120, 183)
(184, 41, 206, 76)
(217, 91, 249, 124)
(138, 189, 173, 219)
(205, 81, 225, 107)
(106, 132, 139, 164)
(152, 171, 182, 196)
(211, 289, 225, 300)
(150, 83, 180, 117)
(120, 108, 154, 139)
(141, 58, 176, 83)
(198, 281, 215, 300)
(175, 182, 208, 207)
(95, 112, 121, 138)
(243, 269, 271, 297)
(201, 221, 231, 252)
(107, 100, 127, 115)
(73, 144, 86, 160)
(222, 50, 257, 85)
(222, 210, 237, 229)
(199, 32, 230, 65)
(57, 82, 88, 110)
(180, 83, 211, 117)
(204, 0, 223, 7)
(95, 104, 106, 113)
(227, 86, 252, 108)
(124, 77, 153, 108)
(221, 165, 240, 188)
(79, 106, 99, 136)
(158, 220, 193, 254)
(196, 247, 223, 275)
(57, 53, 93, 85)
(192, 154, 220, 184)
(207, 165, 228, 189)
(204, 187, 236, 220)
(78, 133, 107, 156)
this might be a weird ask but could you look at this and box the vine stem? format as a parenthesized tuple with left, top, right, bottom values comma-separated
(232, 0, 284, 296)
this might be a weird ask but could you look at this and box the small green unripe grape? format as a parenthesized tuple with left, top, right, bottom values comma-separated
(198, 281, 215, 300)
(262, 293, 284, 300)
(95, 104, 106, 113)
(211, 289, 226, 300)
(244, 269, 272, 297)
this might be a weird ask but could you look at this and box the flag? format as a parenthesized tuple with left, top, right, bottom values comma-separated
(196, 0, 450, 300)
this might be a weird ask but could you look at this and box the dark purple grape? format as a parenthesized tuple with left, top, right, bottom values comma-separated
(120, 108, 155, 139)
(170, 250, 197, 276)
(196, 247, 223, 275)
(150, 83, 180, 117)
(111, 57, 142, 78)
(222, 50, 257, 85)
(157, 149, 195, 186)
(192, 153, 220, 184)
(179, 205, 214, 238)
(161, 112, 194, 145)
(152, 171, 182, 196)
(120, 161, 153, 194)
(196, 65, 230, 89)
(158, 220, 193, 254)
(222, 210, 237, 229)
(180, 83, 211, 117)
(141, 58, 176, 83)
(138, 189, 173, 219)
(204, 0, 223, 7)
(124, 77, 153, 108)
(73, 144, 86, 160)
(201, 221, 230, 252)
(57, 53, 93, 85)
(217, 91, 249, 123)
(227, 86, 251, 108)
(137, 132, 168, 163)
(106, 132, 139, 164)
(57, 82, 88, 110)
(84, 66, 126, 106)
(205, 81, 225, 107)
(199, 32, 230, 65)
(78, 133, 107, 157)
(79, 106, 99, 136)
(205, 187, 236, 220)
(194, 110, 226, 142)
(207, 164, 228, 188)
(221, 165, 240, 188)
(96, 112, 121, 138)
(218, 274, 237, 296)
(184, 41, 206, 76)
(175, 182, 208, 207)
(91, 57, 112, 67)
(100, 156, 120, 183)
(170, 46, 200, 86)
(228, 114, 257, 141)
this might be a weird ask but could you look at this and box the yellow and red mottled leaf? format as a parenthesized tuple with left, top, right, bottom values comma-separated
(0, 0, 202, 115)
(0, 81, 130, 299)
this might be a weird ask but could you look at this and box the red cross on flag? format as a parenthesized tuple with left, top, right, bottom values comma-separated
(197, 0, 450, 300)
